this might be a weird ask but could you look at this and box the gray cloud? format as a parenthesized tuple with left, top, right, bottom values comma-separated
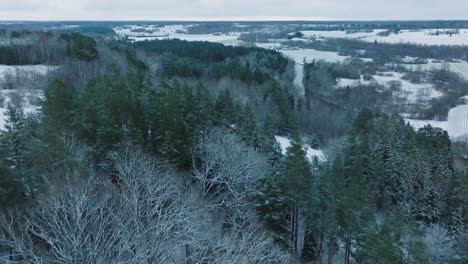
(0, 0, 467, 20)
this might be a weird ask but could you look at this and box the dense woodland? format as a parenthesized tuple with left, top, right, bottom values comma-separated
(0, 29, 466, 263)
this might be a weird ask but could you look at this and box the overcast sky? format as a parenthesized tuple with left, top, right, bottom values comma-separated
(1, 0, 467, 21)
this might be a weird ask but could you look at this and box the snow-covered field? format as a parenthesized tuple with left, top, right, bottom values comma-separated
(300, 29, 468, 46)
(403, 60, 468, 81)
(338, 71, 442, 104)
(279, 48, 349, 64)
(275, 136, 325, 161)
(374, 72, 442, 103)
(114, 24, 242, 46)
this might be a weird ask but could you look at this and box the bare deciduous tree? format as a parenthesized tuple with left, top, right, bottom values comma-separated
(423, 224, 455, 264)
(192, 128, 269, 225)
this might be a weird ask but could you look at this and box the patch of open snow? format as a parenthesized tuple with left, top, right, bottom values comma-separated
(373, 72, 442, 103)
(254, 42, 284, 49)
(280, 48, 349, 64)
(293, 64, 305, 95)
(275, 135, 326, 161)
(405, 96, 468, 140)
(405, 118, 448, 132)
(447, 103, 468, 140)
(337, 77, 371, 87)
(338, 71, 442, 104)
(403, 61, 468, 81)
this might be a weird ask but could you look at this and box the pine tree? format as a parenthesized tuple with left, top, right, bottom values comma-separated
(356, 218, 405, 264)
(0, 161, 24, 209)
(215, 89, 236, 125)
(280, 136, 312, 256)
(43, 79, 74, 132)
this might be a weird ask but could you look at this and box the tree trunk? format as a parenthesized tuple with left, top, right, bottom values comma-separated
(327, 237, 336, 264)
(344, 235, 351, 264)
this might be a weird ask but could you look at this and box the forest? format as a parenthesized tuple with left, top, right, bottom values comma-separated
(0, 28, 466, 264)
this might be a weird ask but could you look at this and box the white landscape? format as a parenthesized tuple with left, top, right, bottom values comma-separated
(1, 0, 468, 260)
(300, 29, 468, 46)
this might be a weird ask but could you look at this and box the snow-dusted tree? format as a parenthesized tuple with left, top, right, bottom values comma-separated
(0, 145, 203, 263)
(108, 146, 204, 263)
(280, 136, 312, 257)
(190, 227, 292, 264)
(1, 102, 26, 170)
(423, 224, 455, 264)
(192, 127, 269, 225)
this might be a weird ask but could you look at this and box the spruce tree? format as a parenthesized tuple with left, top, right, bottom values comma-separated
(1, 102, 26, 171)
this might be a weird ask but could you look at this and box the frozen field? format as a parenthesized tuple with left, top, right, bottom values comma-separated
(300, 29, 468, 46)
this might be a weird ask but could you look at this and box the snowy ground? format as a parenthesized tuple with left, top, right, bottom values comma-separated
(300, 29, 468, 46)
(275, 135, 326, 162)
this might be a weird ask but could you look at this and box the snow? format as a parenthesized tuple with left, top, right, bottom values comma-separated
(280, 48, 349, 64)
(114, 24, 242, 46)
(301, 29, 386, 40)
(372, 72, 442, 103)
(405, 118, 449, 132)
(447, 103, 468, 140)
(337, 77, 371, 87)
(300, 29, 468, 46)
(405, 96, 468, 140)
(254, 42, 284, 49)
(293, 64, 305, 95)
(403, 60, 468, 81)
(338, 72, 442, 104)
(0, 65, 56, 81)
(275, 135, 326, 161)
